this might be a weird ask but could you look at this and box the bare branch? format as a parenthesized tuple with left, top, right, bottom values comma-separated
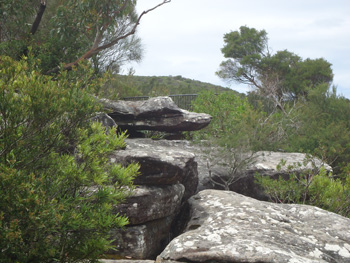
(47, 0, 171, 74)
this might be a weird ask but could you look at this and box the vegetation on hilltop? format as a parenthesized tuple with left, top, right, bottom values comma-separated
(100, 74, 240, 100)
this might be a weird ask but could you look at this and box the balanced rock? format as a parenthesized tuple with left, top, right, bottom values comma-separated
(100, 96, 212, 132)
(158, 190, 350, 263)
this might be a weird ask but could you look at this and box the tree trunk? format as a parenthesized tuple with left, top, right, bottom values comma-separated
(30, 1, 47, 35)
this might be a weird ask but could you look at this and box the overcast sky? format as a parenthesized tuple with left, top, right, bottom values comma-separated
(126, 0, 350, 97)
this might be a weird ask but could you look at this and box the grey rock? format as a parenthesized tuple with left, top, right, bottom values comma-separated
(110, 139, 198, 202)
(100, 96, 212, 132)
(115, 184, 184, 225)
(90, 112, 117, 130)
(109, 216, 174, 260)
(251, 151, 332, 174)
(158, 190, 350, 263)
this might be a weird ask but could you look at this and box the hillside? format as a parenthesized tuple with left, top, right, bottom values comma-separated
(102, 74, 241, 99)
(126, 75, 238, 96)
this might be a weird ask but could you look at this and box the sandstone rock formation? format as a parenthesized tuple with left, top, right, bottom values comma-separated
(100, 96, 212, 132)
(107, 140, 198, 259)
(158, 189, 350, 263)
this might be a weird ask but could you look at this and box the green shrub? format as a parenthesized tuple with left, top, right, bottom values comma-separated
(0, 56, 138, 262)
(191, 91, 269, 189)
(256, 161, 350, 218)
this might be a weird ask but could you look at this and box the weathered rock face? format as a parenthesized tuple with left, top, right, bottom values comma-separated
(108, 184, 185, 259)
(110, 216, 174, 260)
(158, 190, 350, 263)
(100, 96, 212, 132)
(110, 139, 198, 202)
(115, 184, 184, 225)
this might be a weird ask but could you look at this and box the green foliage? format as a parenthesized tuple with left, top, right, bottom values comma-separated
(191, 91, 271, 190)
(221, 26, 268, 62)
(256, 164, 350, 218)
(286, 85, 350, 174)
(192, 90, 282, 151)
(192, 91, 251, 140)
(0, 56, 139, 262)
(255, 159, 315, 204)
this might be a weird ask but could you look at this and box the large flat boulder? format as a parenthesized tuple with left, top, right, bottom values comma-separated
(158, 190, 350, 263)
(100, 96, 212, 132)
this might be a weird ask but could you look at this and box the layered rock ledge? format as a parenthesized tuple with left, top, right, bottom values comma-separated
(100, 96, 212, 132)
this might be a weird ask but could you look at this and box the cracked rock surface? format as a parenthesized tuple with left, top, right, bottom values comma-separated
(158, 190, 350, 263)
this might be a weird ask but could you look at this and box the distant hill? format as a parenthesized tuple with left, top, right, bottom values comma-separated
(118, 75, 240, 97)
(100, 74, 242, 103)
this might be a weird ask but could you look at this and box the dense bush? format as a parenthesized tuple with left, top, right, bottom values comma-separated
(191, 91, 270, 189)
(0, 56, 138, 262)
(256, 163, 350, 218)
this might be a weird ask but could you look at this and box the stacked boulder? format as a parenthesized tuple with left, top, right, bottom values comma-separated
(98, 97, 202, 259)
(96, 96, 350, 263)
(106, 139, 198, 259)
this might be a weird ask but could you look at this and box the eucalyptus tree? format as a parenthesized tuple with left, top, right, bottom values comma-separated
(0, 0, 170, 73)
(217, 26, 333, 111)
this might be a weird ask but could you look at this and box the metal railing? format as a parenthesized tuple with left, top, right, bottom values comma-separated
(122, 94, 198, 111)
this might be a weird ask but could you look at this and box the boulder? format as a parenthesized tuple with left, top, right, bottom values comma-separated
(115, 184, 184, 225)
(100, 96, 212, 132)
(110, 139, 198, 202)
(158, 189, 350, 263)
